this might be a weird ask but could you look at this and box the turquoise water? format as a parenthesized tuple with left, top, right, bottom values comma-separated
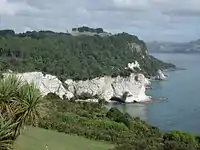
(111, 53, 200, 133)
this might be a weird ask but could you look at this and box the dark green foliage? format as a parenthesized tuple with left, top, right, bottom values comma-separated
(98, 98, 109, 105)
(38, 96, 200, 150)
(163, 131, 197, 146)
(0, 30, 15, 37)
(75, 92, 99, 100)
(113, 138, 164, 150)
(0, 29, 174, 81)
(114, 130, 200, 150)
(106, 108, 131, 128)
(72, 26, 104, 33)
(39, 96, 158, 143)
(45, 92, 61, 99)
(0, 76, 44, 149)
(0, 118, 16, 150)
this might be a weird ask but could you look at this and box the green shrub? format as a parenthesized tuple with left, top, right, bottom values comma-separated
(38, 99, 200, 150)
(75, 92, 99, 100)
(45, 92, 60, 99)
(106, 108, 131, 128)
(113, 138, 164, 150)
(163, 131, 197, 146)
(196, 136, 200, 144)
(92, 119, 128, 132)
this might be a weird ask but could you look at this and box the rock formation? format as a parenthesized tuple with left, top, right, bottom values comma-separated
(156, 70, 167, 80)
(3, 71, 151, 103)
(65, 73, 151, 103)
(3, 72, 74, 99)
(127, 61, 141, 71)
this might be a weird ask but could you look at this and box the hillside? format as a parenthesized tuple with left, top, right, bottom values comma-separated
(15, 127, 113, 150)
(0, 29, 174, 81)
(147, 39, 200, 53)
(1, 73, 200, 150)
(37, 95, 200, 150)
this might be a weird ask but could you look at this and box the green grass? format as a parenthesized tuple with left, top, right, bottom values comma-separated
(14, 127, 113, 150)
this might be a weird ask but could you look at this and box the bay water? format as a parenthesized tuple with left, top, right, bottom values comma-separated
(110, 53, 200, 134)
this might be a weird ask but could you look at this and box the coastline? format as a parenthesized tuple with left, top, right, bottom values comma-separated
(2, 67, 177, 104)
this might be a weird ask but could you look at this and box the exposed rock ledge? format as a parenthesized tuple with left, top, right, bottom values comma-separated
(65, 73, 151, 103)
(155, 69, 167, 80)
(3, 72, 73, 99)
(3, 72, 151, 103)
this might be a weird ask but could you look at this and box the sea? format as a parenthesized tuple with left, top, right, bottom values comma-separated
(110, 53, 200, 134)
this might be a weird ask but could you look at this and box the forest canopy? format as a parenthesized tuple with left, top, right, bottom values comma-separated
(0, 29, 175, 81)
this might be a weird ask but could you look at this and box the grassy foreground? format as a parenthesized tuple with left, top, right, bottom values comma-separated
(14, 127, 113, 150)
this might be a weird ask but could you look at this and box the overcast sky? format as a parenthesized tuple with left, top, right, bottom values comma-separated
(0, 0, 199, 42)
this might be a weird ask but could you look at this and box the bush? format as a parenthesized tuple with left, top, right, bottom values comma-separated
(92, 119, 128, 132)
(38, 98, 200, 150)
(106, 108, 131, 128)
(75, 92, 99, 100)
(0, 75, 44, 149)
(45, 92, 60, 99)
(113, 138, 163, 150)
(163, 131, 197, 146)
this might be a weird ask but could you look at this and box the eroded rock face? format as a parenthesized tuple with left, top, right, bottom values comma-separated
(3, 72, 74, 99)
(3, 71, 150, 103)
(65, 73, 151, 103)
(156, 70, 167, 80)
(128, 43, 142, 53)
(127, 61, 141, 71)
(111, 74, 150, 102)
(65, 76, 114, 101)
(128, 42, 148, 55)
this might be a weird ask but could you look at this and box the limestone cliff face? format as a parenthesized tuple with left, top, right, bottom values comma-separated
(3, 71, 151, 103)
(155, 70, 167, 80)
(127, 61, 141, 71)
(65, 76, 114, 101)
(65, 73, 151, 103)
(111, 74, 150, 102)
(127, 42, 148, 55)
(3, 72, 74, 99)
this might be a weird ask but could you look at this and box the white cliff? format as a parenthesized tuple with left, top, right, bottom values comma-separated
(3, 71, 151, 103)
(65, 76, 114, 101)
(65, 73, 151, 103)
(156, 69, 167, 80)
(111, 74, 150, 102)
(3, 72, 74, 99)
(127, 61, 141, 71)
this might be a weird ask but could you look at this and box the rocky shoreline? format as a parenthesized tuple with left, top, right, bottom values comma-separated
(2, 68, 169, 104)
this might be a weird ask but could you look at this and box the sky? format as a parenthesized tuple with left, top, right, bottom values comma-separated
(0, 0, 199, 42)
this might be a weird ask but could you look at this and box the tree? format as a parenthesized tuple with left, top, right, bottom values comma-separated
(0, 74, 45, 143)
(0, 29, 175, 81)
(13, 82, 45, 137)
(0, 118, 16, 150)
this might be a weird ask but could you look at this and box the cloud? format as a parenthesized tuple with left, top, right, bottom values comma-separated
(154, 0, 200, 17)
(0, 0, 20, 15)
(112, 0, 150, 11)
(0, 0, 199, 42)
(0, 0, 35, 16)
